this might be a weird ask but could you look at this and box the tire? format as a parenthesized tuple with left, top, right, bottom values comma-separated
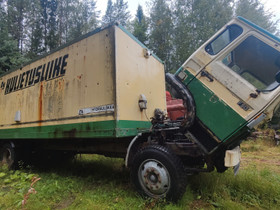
(0, 143, 16, 169)
(131, 145, 186, 202)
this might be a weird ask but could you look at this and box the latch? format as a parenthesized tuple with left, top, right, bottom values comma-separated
(200, 70, 214, 82)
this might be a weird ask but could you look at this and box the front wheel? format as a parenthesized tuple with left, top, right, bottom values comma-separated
(0, 143, 16, 169)
(131, 145, 186, 201)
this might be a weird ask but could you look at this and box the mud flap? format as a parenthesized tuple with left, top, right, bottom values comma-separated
(234, 161, 240, 175)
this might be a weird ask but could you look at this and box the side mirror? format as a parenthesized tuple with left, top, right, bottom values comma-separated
(276, 71, 280, 83)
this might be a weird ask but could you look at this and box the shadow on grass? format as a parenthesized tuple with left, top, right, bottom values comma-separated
(24, 154, 131, 190)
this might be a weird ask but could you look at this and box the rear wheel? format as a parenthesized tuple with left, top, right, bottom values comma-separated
(0, 143, 16, 169)
(131, 145, 186, 201)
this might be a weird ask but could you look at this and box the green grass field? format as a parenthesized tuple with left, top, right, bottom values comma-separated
(0, 134, 280, 209)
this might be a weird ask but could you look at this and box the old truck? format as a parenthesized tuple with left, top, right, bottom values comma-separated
(1, 17, 280, 201)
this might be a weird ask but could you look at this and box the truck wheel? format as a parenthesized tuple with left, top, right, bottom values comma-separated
(131, 145, 186, 201)
(0, 143, 16, 169)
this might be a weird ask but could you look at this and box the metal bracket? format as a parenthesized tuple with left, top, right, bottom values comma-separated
(125, 133, 142, 167)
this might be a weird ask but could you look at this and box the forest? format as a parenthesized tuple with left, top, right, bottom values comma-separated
(0, 0, 279, 74)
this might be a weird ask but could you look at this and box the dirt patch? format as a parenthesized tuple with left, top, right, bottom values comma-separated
(54, 195, 76, 209)
(189, 199, 212, 209)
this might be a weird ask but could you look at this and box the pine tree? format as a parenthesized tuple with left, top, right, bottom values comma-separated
(102, 0, 130, 26)
(149, 0, 173, 71)
(171, 0, 233, 70)
(114, 0, 130, 26)
(171, 0, 192, 70)
(47, 0, 58, 50)
(0, 3, 28, 73)
(235, 0, 279, 34)
(57, 0, 72, 45)
(132, 5, 148, 44)
(102, 0, 114, 25)
(26, 0, 44, 58)
(40, 0, 49, 51)
(68, 0, 99, 41)
(7, 0, 28, 53)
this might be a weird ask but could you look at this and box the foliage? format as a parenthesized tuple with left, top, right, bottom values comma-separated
(67, 0, 99, 41)
(170, 0, 233, 71)
(102, 0, 130, 26)
(235, 0, 279, 35)
(0, 5, 28, 73)
(149, 0, 173, 71)
(131, 5, 148, 44)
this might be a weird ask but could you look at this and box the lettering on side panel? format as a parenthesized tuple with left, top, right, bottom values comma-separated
(1, 54, 69, 95)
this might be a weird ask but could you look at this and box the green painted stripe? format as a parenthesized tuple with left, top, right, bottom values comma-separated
(0, 120, 152, 139)
(116, 120, 151, 137)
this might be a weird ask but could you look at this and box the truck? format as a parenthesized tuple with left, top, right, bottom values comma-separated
(1, 17, 280, 201)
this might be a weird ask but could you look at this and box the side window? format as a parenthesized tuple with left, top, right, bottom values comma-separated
(205, 24, 243, 55)
(222, 36, 280, 91)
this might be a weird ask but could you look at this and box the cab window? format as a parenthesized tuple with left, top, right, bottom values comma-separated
(222, 35, 280, 91)
(205, 24, 243, 55)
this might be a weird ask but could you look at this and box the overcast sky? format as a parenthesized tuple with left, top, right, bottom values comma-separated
(95, 0, 280, 28)
(95, 0, 148, 17)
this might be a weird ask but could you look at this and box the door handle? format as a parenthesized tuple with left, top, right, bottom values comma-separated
(250, 92, 258, 98)
(200, 70, 214, 82)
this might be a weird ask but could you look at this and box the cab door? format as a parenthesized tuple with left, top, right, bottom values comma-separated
(205, 32, 280, 116)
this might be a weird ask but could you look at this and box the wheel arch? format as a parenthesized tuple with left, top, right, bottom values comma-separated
(125, 133, 149, 168)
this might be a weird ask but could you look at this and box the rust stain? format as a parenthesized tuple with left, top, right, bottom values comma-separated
(77, 74, 83, 80)
(38, 83, 43, 126)
(58, 79, 64, 91)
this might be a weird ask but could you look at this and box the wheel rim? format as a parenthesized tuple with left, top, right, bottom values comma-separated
(138, 159, 171, 197)
(1, 148, 13, 166)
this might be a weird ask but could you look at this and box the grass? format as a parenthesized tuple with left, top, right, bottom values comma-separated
(0, 134, 280, 209)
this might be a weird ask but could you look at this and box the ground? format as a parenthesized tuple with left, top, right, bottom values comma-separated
(0, 131, 279, 209)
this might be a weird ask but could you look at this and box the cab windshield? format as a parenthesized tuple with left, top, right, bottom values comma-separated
(222, 35, 280, 91)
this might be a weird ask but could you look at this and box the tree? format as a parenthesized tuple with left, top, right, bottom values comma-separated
(148, 0, 173, 71)
(132, 5, 148, 44)
(68, 0, 99, 41)
(235, 0, 279, 35)
(40, 0, 49, 51)
(26, 0, 44, 58)
(171, 0, 193, 70)
(47, 0, 58, 50)
(171, 0, 233, 71)
(189, 0, 233, 49)
(57, 0, 72, 45)
(114, 0, 130, 26)
(102, 0, 130, 26)
(102, 0, 114, 25)
(7, 0, 28, 53)
(0, 4, 28, 74)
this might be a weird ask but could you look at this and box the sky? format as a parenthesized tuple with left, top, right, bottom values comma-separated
(95, 0, 280, 27)
(261, 0, 280, 21)
(95, 0, 148, 17)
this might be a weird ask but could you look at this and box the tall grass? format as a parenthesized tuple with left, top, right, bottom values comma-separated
(0, 138, 279, 209)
